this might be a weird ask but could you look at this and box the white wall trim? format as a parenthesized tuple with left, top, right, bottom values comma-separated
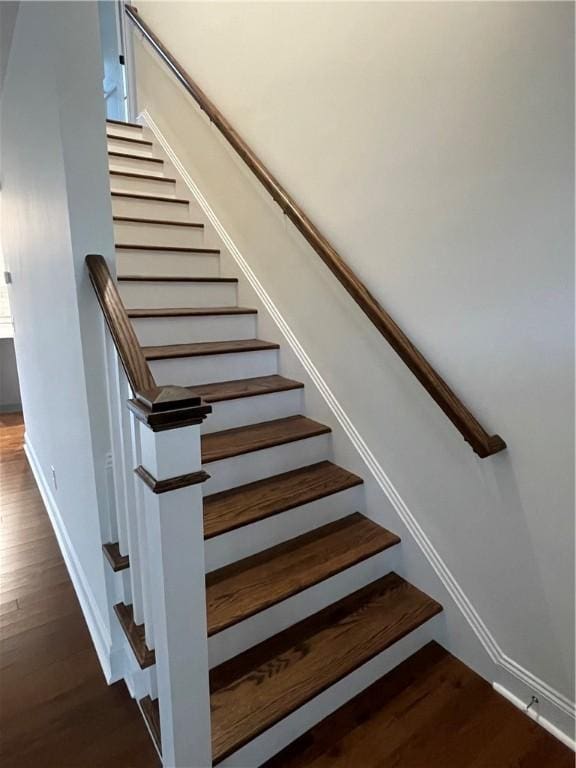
(24, 433, 116, 682)
(494, 683, 575, 751)
(141, 108, 575, 740)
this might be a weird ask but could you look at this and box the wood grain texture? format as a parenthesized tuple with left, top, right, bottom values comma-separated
(143, 339, 279, 361)
(108, 150, 163, 164)
(135, 464, 210, 493)
(206, 513, 400, 636)
(110, 191, 189, 204)
(203, 460, 362, 538)
(140, 696, 162, 754)
(187, 374, 303, 404)
(126, 5, 506, 458)
(117, 243, 219, 254)
(0, 415, 160, 768)
(110, 170, 176, 183)
(128, 307, 256, 318)
(107, 133, 153, 146)
(264, 641, 573, 768)
(113, 603, 156, 669)
(113, 216, 202, 228)
(201, 416, 331, 465)
(209, 572, 442, 763)
(102, 542, 129, 572)
(118, 275, 237, 283)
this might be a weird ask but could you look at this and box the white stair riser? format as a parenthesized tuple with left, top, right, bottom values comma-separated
(132, 313, 255, 346)
(112, 196, 190, 222)
(106, 122, 145, 140)
(202, 433, 331, 494)
(205, 484, 364, 572)
(208, 548, 400, 667)
(218, 615, 441, 768)
(149, 349, 278, 387)
(117, 251, 220, 280)
(118, 280, 237, 309)
(107, 137, 153, 156)
(114, 221, 205, 249)
(201, 388, 303, 435)
(110, 174, 177, 196)
(109, 155, 165, 176)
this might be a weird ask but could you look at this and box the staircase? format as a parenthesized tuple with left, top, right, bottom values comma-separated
(103, 118, 443, 766)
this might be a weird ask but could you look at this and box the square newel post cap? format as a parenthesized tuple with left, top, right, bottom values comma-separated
(128, 385, 212, 432)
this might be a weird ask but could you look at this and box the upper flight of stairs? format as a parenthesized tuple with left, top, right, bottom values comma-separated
(104, 119, 444, 766)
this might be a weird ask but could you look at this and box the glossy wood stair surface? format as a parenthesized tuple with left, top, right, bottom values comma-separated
(102, 542, 129, 572)
(204, 460, 362, 538)
(114, 216, 203, 228)
(187, 374, 303, 404)
(143, 338, 279, 361)
(128, 307, 257, 319)
(113, 603, 155, 669)
(206, 513, 400, 635)
(201, 416, 331, 464)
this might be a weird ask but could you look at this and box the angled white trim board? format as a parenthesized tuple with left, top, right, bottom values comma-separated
(140, 109, 575, 744)
(24, 435, 116, 682)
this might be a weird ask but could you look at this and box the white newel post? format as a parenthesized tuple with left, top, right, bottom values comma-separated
(130, 398, 212, 768)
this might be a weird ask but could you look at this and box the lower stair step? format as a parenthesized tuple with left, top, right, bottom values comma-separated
(209, 573, 442, 763)
(206, 513, 400, 636)
(114, 603, 155, 669)
(139, 574, 442, 763)
(143, 339, 279, 361)
(201, 416, 331, 464)
(203, 459, 362, 539)
(187, 374, 304, 404)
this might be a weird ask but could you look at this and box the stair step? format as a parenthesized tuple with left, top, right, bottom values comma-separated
(119, 275, 237, 283)
(118, 244, 216, 254)
(210, 572, 441, 763)
(143, 339, 279, 361)
(108, 151, 163, 164)
(107, 118, 143, 129)
(114, 603, 155, 669)
(206, 513, 399, 637)
(102, 542, 129, 572)
(201, 416, 330, 465)
(188, 374, 302, 404)
(114, 216, 203, 228)
(107, 133, 153, 146)
(111, 191, 189, 205)
(138, 574, 441, 764)
(128, 307, 256, 319)
(110, 170, 176, 183)
(204, 460, 361, 538)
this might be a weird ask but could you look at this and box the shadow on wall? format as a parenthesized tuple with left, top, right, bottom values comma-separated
(0, 337, 21, 412)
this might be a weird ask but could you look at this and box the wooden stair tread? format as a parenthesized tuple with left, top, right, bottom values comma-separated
(209, 572, 442, 763)
(128, 307, 256, 319)
(201, 416, 331, 465)
(107, 118, 143, 129)
(107, 133, 153, 146)
(113, 216, 203, 228)
(114, 603, 155, 669)
(143, 339, 279, 361)
(102, 542, 129, 572)
(110, 170, 176, 183)
(108, 150, 163, 163)
(188, 374, 303, 404)
(117, 244, 217, 253)
(140, 696, 161, 753)
(111, 191, 189, 204)
(204, 460, 361, 538)
(118, 275, 237, 283)
(206, 513, 399, 636)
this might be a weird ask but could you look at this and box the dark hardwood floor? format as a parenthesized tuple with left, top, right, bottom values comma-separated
(0, 413, 159, 768)
(0, 413, 571, 767)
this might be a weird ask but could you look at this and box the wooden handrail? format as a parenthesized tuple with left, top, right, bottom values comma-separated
(125, 6, 506, 458)
(86, 254, 211, 429)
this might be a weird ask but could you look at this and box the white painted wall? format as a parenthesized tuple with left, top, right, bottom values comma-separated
(133, 0, 574, 733)
(1, 1, 120, 677)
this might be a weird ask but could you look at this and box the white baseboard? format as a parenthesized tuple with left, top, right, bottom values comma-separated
(141, 107, 575, 747)
(494, 682, 575, 751)
(24, 434, 116, 682)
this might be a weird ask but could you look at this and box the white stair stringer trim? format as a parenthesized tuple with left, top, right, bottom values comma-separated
(141, 108, 575, 742)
